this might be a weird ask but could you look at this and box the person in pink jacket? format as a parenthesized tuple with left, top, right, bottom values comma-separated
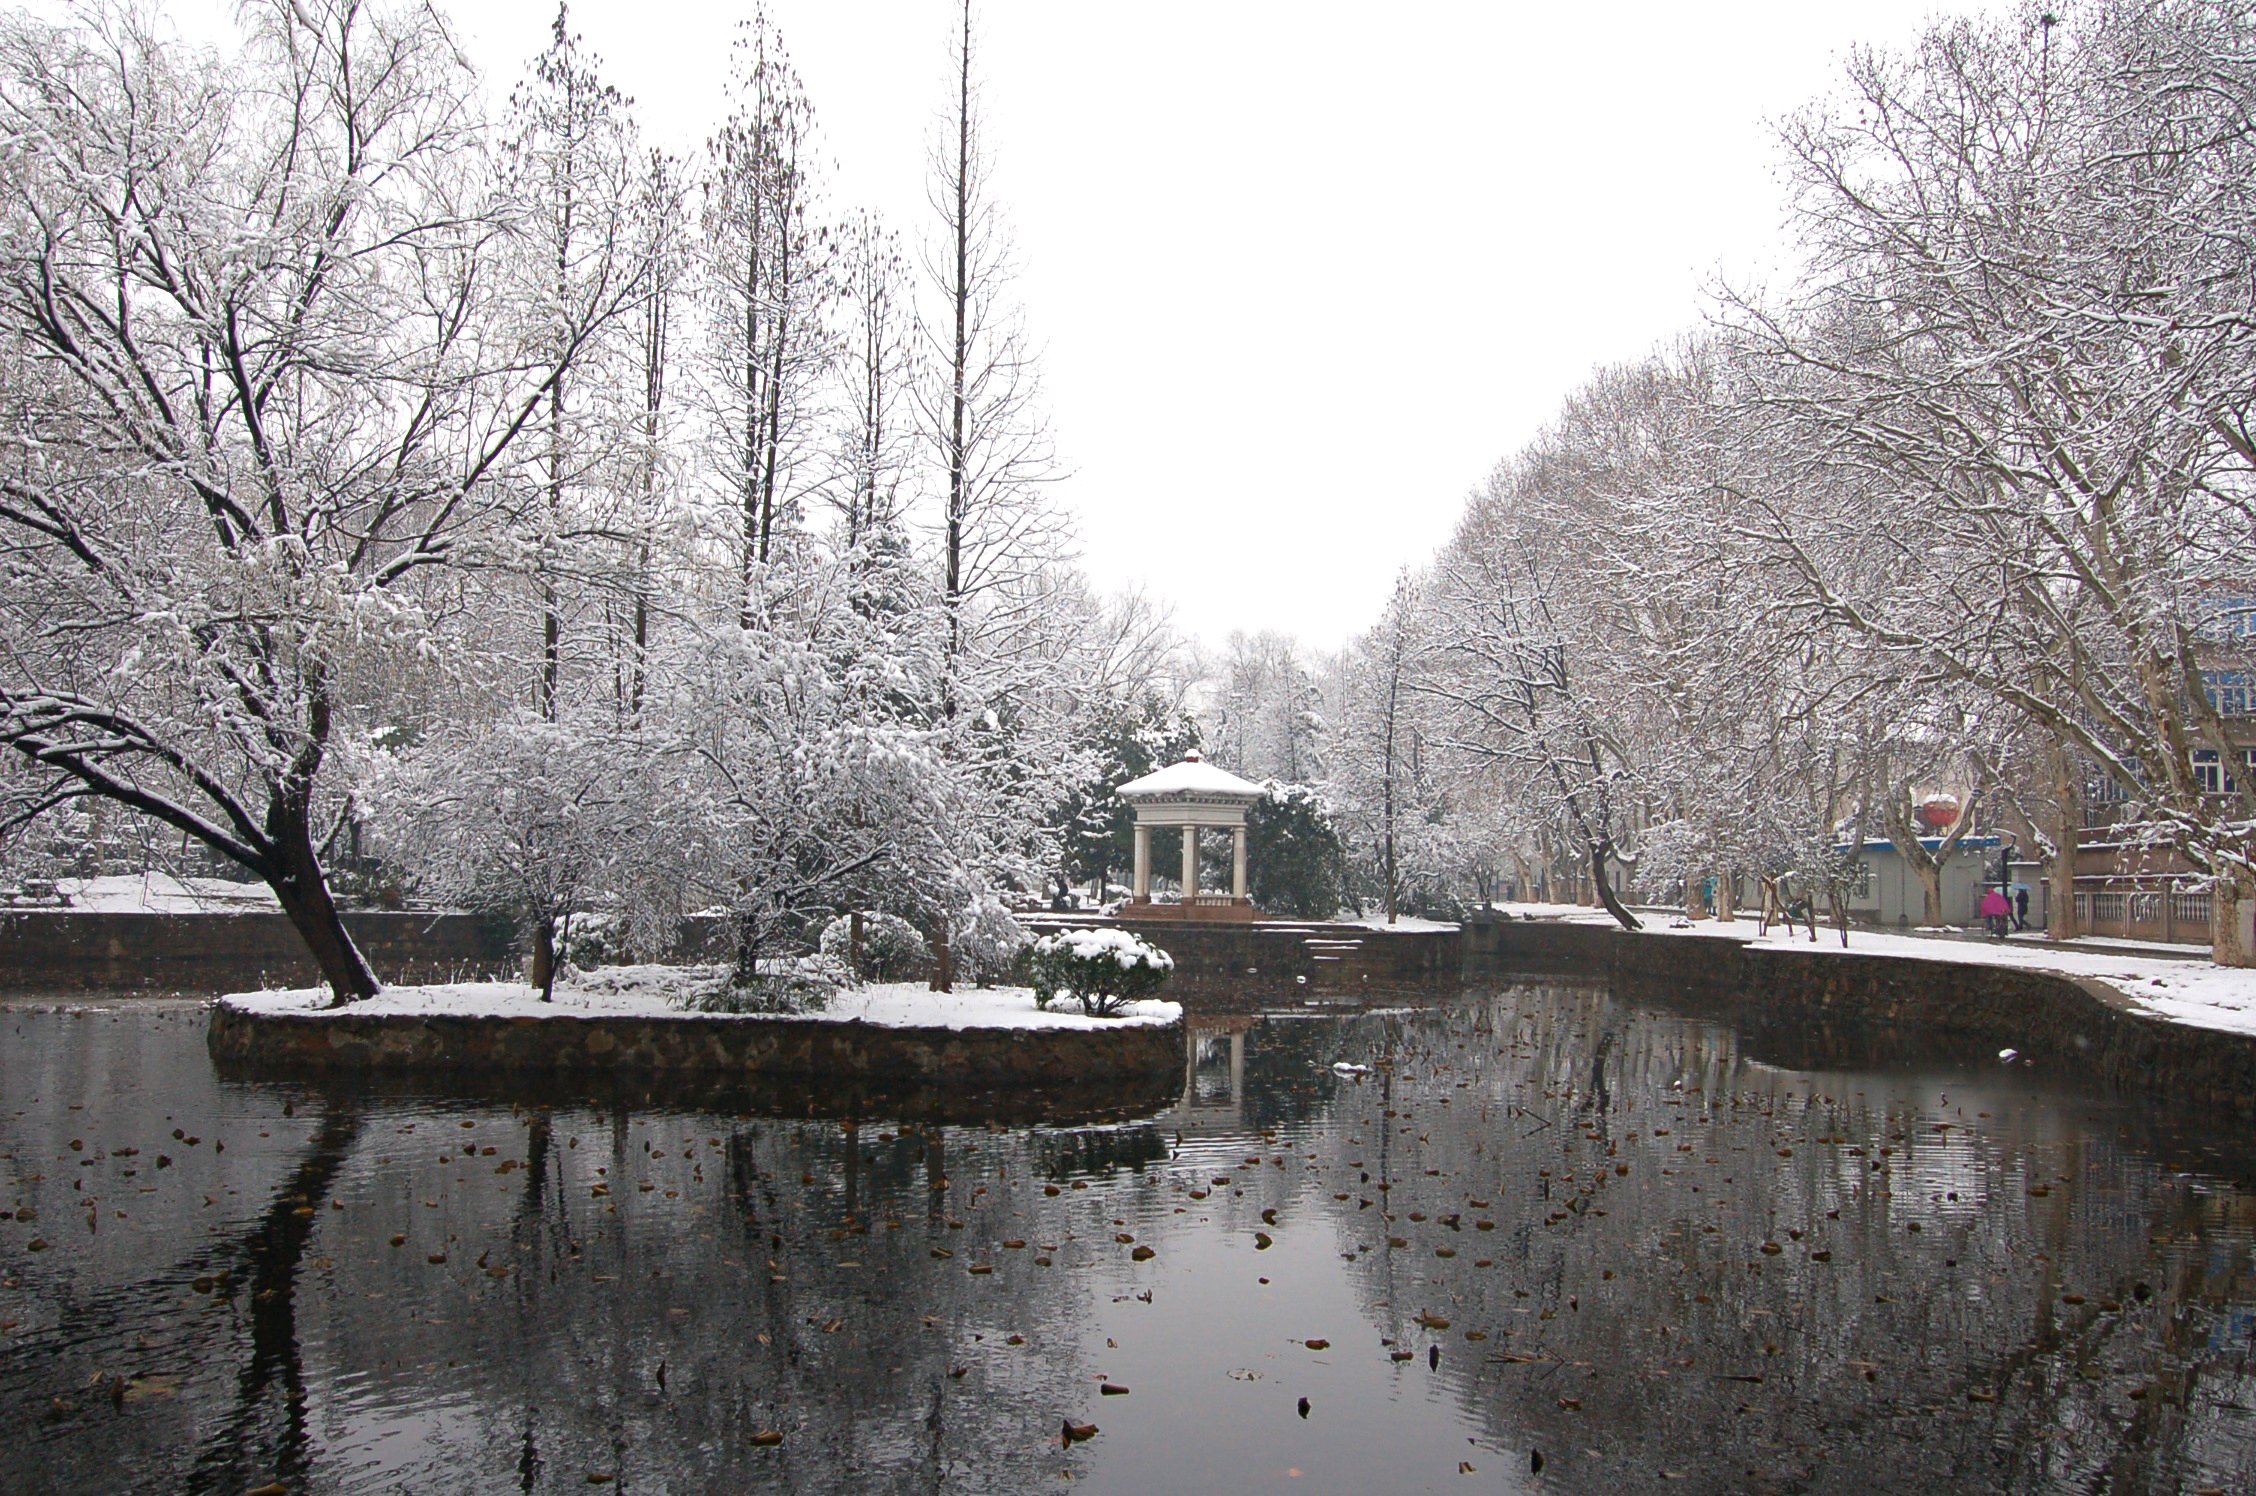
(1979, 886, 2012, 939)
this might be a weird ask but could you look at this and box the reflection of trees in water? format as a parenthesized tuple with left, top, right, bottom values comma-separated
(1029, 1125, 1167, 1183)
(177, 1105, 364, 1496)
(299, 1107, 1123, 1491)
(15, 994, 2256, 1491)
(1300, 984, 2256, 1492)
(0, 1009, 367, 1494)
(1, 1003, 1163, 1492)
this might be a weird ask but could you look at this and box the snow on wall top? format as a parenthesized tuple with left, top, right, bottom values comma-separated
(1116, 751, 1263, 802)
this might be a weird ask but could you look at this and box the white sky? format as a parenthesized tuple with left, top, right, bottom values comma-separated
(166, 0, 1997, 652)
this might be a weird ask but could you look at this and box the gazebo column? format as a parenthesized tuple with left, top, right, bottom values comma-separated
(1232, 824, 1248, 901)
(1181, 823, 1199, 902)
(1132, 823, 1151, 902)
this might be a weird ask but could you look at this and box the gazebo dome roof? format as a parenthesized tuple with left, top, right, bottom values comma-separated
(1117, 750, 1264, 802)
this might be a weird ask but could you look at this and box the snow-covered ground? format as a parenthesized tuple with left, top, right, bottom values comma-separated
(1493, 903, 2256, 1039)
(1336, 914, 1463, 933)
(53, 871, 278, 912)
(221, 966, 1180, 1031)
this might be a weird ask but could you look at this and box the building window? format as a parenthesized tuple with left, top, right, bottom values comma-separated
(2205, 670, 2253, 717)
(2191, 747, 2256, 794)
(1848, 861, 1873, 901)
(2201, 594, 2256, 641)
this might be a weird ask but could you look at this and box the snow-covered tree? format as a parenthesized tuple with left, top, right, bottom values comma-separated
(368, 712, 663, 1000)
(1723, 0, 2256, 961)
(920, 0, 1067, 698)
(0, 0, 638, 1001)
(695, 10, 833, 615)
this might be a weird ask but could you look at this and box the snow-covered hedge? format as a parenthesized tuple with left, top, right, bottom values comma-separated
(950, 894, 1028, 986)
(1025, 927, 1173, 1017)
(817, 912, 931, 983)
(682, 954, 851, 1014)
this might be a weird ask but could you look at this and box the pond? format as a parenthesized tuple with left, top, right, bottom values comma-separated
(5, 980, 2256, 1494)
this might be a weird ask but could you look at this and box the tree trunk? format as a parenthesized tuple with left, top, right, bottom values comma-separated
(1916, 862, 1946, 927)
(2046, 747, 2081, 941)
(269, 801, 379, 1007)
(929, 920, 954, 993)
(734, 912, 761, 990)
(2213, 871, 2254, 967)
(1715, 868, 1736, 924)
(528, 914, 558, 1003)
(1590, 836, 1642, 932)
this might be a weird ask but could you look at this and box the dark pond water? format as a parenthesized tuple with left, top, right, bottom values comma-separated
(6, 982, 2256, 1494)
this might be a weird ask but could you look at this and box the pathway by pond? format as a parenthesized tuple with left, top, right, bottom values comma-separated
(4, 981, 2255, 1493)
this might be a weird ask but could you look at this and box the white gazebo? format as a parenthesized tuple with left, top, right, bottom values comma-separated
(1115, 751, 1264, 921)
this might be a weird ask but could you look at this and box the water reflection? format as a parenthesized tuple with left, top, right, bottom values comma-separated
(5, 987, 2256, 1493)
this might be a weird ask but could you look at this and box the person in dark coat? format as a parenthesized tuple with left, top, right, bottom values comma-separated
(2013, 886, 2030, 932)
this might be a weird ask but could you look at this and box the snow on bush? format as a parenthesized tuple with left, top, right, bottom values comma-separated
(1025, 927, 1174, 1017)
(682, 954, 852, 1015)
(817, 912, 931, 983)
(950, 893, 1028, 986)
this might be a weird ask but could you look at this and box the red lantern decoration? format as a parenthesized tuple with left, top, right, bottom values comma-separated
(1915, 795, 1961, 831)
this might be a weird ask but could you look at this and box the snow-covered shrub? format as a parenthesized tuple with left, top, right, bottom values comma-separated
(1025, 927, 1173, 1017)
(1630, 818, 1701, 905)
(683, 954, 851, 1014)
(950, 894, 1028, 986)
(817, 912, 930, 982)
(559, 910, 630, 968)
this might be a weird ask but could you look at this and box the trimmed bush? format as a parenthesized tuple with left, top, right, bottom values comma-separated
(1025, 927, 1173, 1017)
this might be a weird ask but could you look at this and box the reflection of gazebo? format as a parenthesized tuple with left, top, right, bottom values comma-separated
(1116, 751, 1262, 921)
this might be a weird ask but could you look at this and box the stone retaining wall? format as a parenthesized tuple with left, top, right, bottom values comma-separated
(0, 910, 517, 995)
(207, 1002, 1185, 1093)
(1027, 916, 1460, 1007)
(1465, 915, 2256, 1119)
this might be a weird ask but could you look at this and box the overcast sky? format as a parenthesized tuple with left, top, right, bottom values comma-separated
(173, 0, 2000, 652)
